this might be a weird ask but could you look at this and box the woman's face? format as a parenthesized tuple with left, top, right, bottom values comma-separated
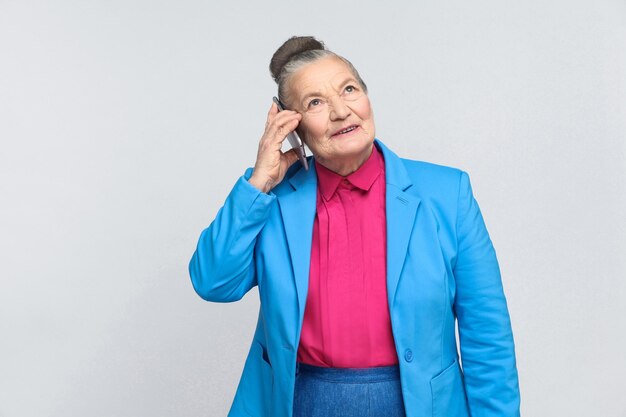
(287, 56, 376, 175)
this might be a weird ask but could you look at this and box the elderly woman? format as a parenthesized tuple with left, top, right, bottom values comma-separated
(189, 36, 520, 417)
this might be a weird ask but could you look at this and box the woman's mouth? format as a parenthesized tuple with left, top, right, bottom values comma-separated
(331, 125, 360, 138)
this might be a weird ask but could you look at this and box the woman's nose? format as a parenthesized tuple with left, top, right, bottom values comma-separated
(329, 95, 351, 120)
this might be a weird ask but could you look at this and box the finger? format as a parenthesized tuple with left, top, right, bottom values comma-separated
(274, 118, 302, 142)
(267, 109, 300, 128)
(265, 102, 279, 129)
(268, 101, 278, 117)
(265, 114, 302, 143)
(282, 148, 300, 168)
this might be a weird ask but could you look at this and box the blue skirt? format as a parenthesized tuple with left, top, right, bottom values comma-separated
(293, 362, 406, 417)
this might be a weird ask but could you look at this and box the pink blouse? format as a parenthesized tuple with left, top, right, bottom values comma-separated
(297, 145, 398, 368)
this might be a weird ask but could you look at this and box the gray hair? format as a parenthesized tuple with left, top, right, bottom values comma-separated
(275, 51, 369, 109)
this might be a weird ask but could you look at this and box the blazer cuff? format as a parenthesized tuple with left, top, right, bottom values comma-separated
(231, 167, 277, 222)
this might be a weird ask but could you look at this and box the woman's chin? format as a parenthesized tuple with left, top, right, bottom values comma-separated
(337, 134, 373, 153)
(325, 139, 373, 166)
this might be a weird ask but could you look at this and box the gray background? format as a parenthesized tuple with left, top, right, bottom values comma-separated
(1, 0, 625, 416)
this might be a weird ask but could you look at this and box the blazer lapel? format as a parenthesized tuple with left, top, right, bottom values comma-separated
(276, 139, 421, 333)
(375, 140, 421, 309)
(275, 162, 318, 329)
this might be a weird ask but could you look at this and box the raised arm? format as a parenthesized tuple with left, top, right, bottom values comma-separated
(188, 101, 302, 302)
(188, 170, 276, 302)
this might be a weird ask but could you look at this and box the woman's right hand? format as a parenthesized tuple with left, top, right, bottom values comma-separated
(248, 102, 303, 193)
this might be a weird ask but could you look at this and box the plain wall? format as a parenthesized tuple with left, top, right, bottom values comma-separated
(1, 0, 625, 416)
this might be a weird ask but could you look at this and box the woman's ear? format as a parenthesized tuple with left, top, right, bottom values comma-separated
(296, 126, 307, 145)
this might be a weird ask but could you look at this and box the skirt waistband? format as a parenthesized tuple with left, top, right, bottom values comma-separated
(296, 362, 401, 383)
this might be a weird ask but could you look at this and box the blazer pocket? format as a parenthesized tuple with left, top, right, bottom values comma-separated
(430, 358, 470, 417)
(241, 340, 274, 417)
(260, 342, 272, 367)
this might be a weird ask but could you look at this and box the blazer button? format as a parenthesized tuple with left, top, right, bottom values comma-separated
(404, 349, 413, 362)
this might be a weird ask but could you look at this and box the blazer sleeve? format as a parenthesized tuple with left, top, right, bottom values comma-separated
(188, 168, 277, 302)
(453, 170, 521, 416)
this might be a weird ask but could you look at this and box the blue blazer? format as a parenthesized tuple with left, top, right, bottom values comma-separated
(189, 139, 520, 417)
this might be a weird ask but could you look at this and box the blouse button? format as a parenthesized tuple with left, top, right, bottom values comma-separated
(404, 349, 414, 362)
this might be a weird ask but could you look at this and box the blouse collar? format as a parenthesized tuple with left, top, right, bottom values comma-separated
(314, 144, 385, 201)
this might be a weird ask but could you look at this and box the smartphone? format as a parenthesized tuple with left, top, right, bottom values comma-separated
(272, 96, 309, 170)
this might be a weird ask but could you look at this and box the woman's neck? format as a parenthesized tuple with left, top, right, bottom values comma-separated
(315, 143, 374, 176)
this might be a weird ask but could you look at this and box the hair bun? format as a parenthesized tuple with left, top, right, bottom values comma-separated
(269, 36, 325, 82)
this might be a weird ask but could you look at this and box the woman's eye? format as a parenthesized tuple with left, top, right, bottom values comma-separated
(345, 85, 356, 93)
(308, 98, 321, 107)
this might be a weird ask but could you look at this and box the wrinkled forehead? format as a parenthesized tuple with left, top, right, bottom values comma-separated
(288, 56, 358, 98)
